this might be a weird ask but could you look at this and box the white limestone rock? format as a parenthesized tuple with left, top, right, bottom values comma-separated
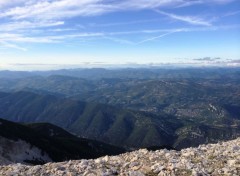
(0, 137, 239, 176)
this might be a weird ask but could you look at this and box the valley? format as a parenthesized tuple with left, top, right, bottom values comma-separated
(0, 68, 239, 151)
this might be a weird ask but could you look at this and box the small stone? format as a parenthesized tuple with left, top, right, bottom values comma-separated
(182, 151, 195, 157)
(140, 149, 148, 154)
(123, 162, 130, 168)
(154, 166, 165, 173)
(83, 170, 97, 176)
(151, 164, 159, 170)
(132, 165, 141, 171)
(165, 153, 171, 158)
(128, 171, 145, 176)
(102, 156, 109, 162)
(131, 156, 139, 162)
(140, 165, 151, 173)
(232, 146, 240, 151)
(191, 169, 199, 176)
(81, 160, 88, 166)
(129, 162, 139, 167)
(228, 159, 236, 166)
(222, 167, 230, 174)
(206, 168, 213, 174)
(94, 158, 102, 164)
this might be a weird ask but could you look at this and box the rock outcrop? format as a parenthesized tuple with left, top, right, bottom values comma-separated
(0, 136, 52, 165)
(0, 138, 239, 176)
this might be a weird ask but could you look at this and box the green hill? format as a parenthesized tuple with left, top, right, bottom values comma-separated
(0, 91, 239, 150)
(0, 91, 179, 148)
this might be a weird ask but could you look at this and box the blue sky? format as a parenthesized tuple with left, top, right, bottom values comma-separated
(0, 0, 240, 70)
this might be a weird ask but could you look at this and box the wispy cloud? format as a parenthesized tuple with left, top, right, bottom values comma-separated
(193, 57, 222, 61)
(1, 0, 236, 20)
(210, 0, 237, 4)
(88, 19, 160, 27)
(103, 36, 135, 45)
(173, 0, 237, 8)
(0, 0, 238, 51)
(223, 10, 240, 17)
(0, 0, 26, 9)
(0, 32, 104, 44)
(137, 30, 181, 44)
(0, 24, 239, 48)
(155, 10, 212, 26)
(0, 20, 64, 32)
(0, 0, 112, 20)
(174, 1, 202, 8)
(0, 41, 27, 51)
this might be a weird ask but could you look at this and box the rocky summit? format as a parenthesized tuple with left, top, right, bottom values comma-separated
(0, 138, 239, 176)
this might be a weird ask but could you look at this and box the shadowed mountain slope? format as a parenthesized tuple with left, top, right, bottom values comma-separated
(0, 91, 239, 149)
(0, 91, 177, 148)
(0, 118, 125, 164)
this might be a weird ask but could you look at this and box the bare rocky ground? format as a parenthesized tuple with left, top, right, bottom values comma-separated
(0, 138, 239, 176)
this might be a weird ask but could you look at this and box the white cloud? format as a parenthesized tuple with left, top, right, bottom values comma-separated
(1, 0, 236, 20)
(0, 32, 104, 44)
(0, 0, 238, 51)
(0, 0, 111, 20)
(223, 10, 240, 17)
(88, 19, 160, 27)
(103, 36, 135, 45)
(0, 0, 26, 9)
(0, 41, 27, 51)
(174, 1, 202, 8)
(210, 0, 236, 4)
(155, 10, 212, 26)
(137, 30, 182, 44)
(118, 0, 183, 10)
(0, 20, 64, 32)
(0, 24, 238, 48)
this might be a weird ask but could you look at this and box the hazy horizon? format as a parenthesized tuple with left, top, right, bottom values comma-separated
(1, 60, 240, 71)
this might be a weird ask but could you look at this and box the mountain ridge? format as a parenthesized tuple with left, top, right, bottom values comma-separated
(0, 91, 177, 148)
(1, 137, 239, 175)
(0, 91, 239, 150)
(0, 118, 125, 164)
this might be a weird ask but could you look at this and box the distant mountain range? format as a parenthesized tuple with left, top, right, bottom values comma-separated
(0, 68, 239, 152)
(1, 67, 240, 79)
